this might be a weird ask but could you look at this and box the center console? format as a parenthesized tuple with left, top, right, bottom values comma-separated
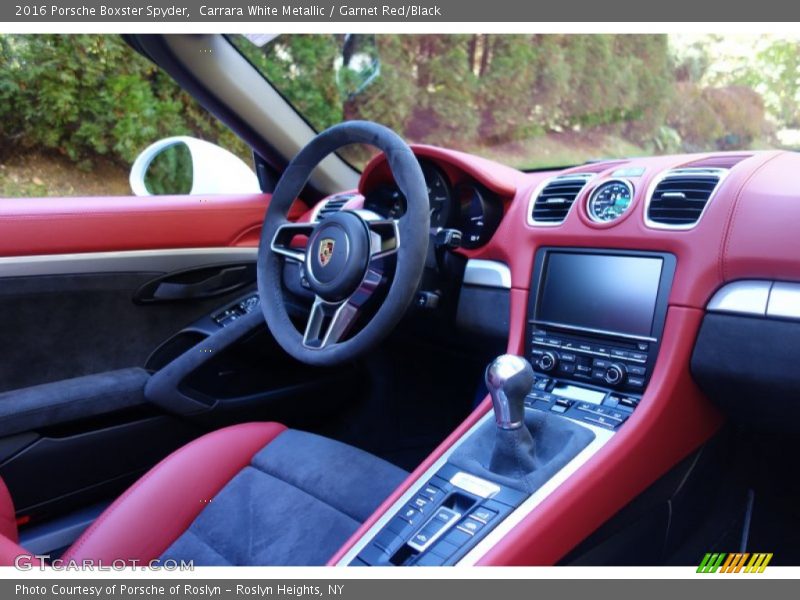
(526, 248, 675, 429)
(338, 248, 675, 567)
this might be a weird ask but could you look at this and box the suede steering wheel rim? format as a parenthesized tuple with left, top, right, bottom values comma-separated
(257, 121, 430, 366)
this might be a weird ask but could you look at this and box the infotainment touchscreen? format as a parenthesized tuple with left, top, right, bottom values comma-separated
(536, 252, 664, 339)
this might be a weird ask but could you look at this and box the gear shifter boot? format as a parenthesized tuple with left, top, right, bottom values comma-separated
(489, 426, 537, 478)
(449, 409, 596, 494)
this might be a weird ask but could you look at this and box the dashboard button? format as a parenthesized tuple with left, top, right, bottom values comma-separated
(559, 363, 576, 374)
(628, 365, 646, 376)
(560, 352, 577, 363)
(610, 349, 629, 359)
(629, 352, 648, 362)
(593, 358, 611, 369)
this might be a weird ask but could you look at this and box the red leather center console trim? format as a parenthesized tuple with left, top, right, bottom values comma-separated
(61, 422, 286, 564)
(0, 477, 17, 543)
(0, 535, 40, 568)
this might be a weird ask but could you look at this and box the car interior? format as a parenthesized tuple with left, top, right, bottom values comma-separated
(0, 33, 799, 567)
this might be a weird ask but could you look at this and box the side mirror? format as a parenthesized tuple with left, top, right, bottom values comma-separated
(336, 34, 381, 100)
(129, 136, 260, 196)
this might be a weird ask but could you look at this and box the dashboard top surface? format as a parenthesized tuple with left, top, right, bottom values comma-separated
(306, 146, 798, 310)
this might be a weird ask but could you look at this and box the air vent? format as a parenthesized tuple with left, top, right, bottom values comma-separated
(314, 194, 353, 222)
(529, 174, 593, 225)
(646, 168, 726, 229)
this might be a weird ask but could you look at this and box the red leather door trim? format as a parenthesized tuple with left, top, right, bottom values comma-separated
(0, 194, 308, 257)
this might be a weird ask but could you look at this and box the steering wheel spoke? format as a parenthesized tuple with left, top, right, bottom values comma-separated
(365, 218, 400, 262)
(303, 266, 383, 349)
(270, 222, 314, 263)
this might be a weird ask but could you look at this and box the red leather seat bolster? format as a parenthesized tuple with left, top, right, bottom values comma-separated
(62, 422, 287, 564)
(0, 477, 17, 543)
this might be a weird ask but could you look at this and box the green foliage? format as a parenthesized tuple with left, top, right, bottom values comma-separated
(0, 33, 789, 180)
(233, 34, 682, 164)
(0, 34, 250, 169)
(737, 39, 800, 129)
(143, 143, 193, 195)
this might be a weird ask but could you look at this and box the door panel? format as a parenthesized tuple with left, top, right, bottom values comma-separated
(0, 270, 256, 393)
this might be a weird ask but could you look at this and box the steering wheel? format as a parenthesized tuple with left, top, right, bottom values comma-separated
(257, 121, 430, 366)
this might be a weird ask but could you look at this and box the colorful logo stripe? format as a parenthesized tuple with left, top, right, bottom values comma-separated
(697, 553, 773, 573)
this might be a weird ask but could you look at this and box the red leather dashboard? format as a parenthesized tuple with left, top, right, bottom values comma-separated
(331, 146, 800, 565)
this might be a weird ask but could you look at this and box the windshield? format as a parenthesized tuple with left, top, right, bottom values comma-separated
(232, 33, 800, 171)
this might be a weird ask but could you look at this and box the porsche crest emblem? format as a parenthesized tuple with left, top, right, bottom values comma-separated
(318, 238, 335, 267)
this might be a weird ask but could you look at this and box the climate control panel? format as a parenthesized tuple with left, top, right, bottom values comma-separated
(529, 328, 652, 394)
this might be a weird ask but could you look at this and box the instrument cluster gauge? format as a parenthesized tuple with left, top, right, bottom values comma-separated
(455, 183, 503, 249)
(421, 161, 453, 228)
(363, 159, 453, 227)
(586, 179, 635, 223)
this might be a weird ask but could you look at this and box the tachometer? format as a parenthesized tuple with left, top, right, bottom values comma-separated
(586, 180, 634, 223)
(363, 160, 452, 227)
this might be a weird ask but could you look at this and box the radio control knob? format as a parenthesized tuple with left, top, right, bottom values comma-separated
(537, 351, 559, 373)
(604, 363, 627, 386)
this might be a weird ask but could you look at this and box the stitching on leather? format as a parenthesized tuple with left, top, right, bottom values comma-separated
(249, 464, 362, 524)
(63, 424, 284, 561)
(719, 152, 784, 283)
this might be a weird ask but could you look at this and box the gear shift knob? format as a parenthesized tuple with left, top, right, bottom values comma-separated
(485, 354, 535, 430)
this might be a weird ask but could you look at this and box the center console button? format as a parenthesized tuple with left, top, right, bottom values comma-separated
(411, 495, 429, 510)
(399, 505, 423, 526)
(593, 358, 611, 369)
(408, 507, 461, 552)
(559, 363, 576, 374)
(559, 352, 577, 363)
(627, 376, 645, 388)
(456, 517, 486, 536)
(629, 352, 648, 362)
(470, 507, 498, 523)
(419, 484, 441, 501)
(610, 349, 628, 359)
